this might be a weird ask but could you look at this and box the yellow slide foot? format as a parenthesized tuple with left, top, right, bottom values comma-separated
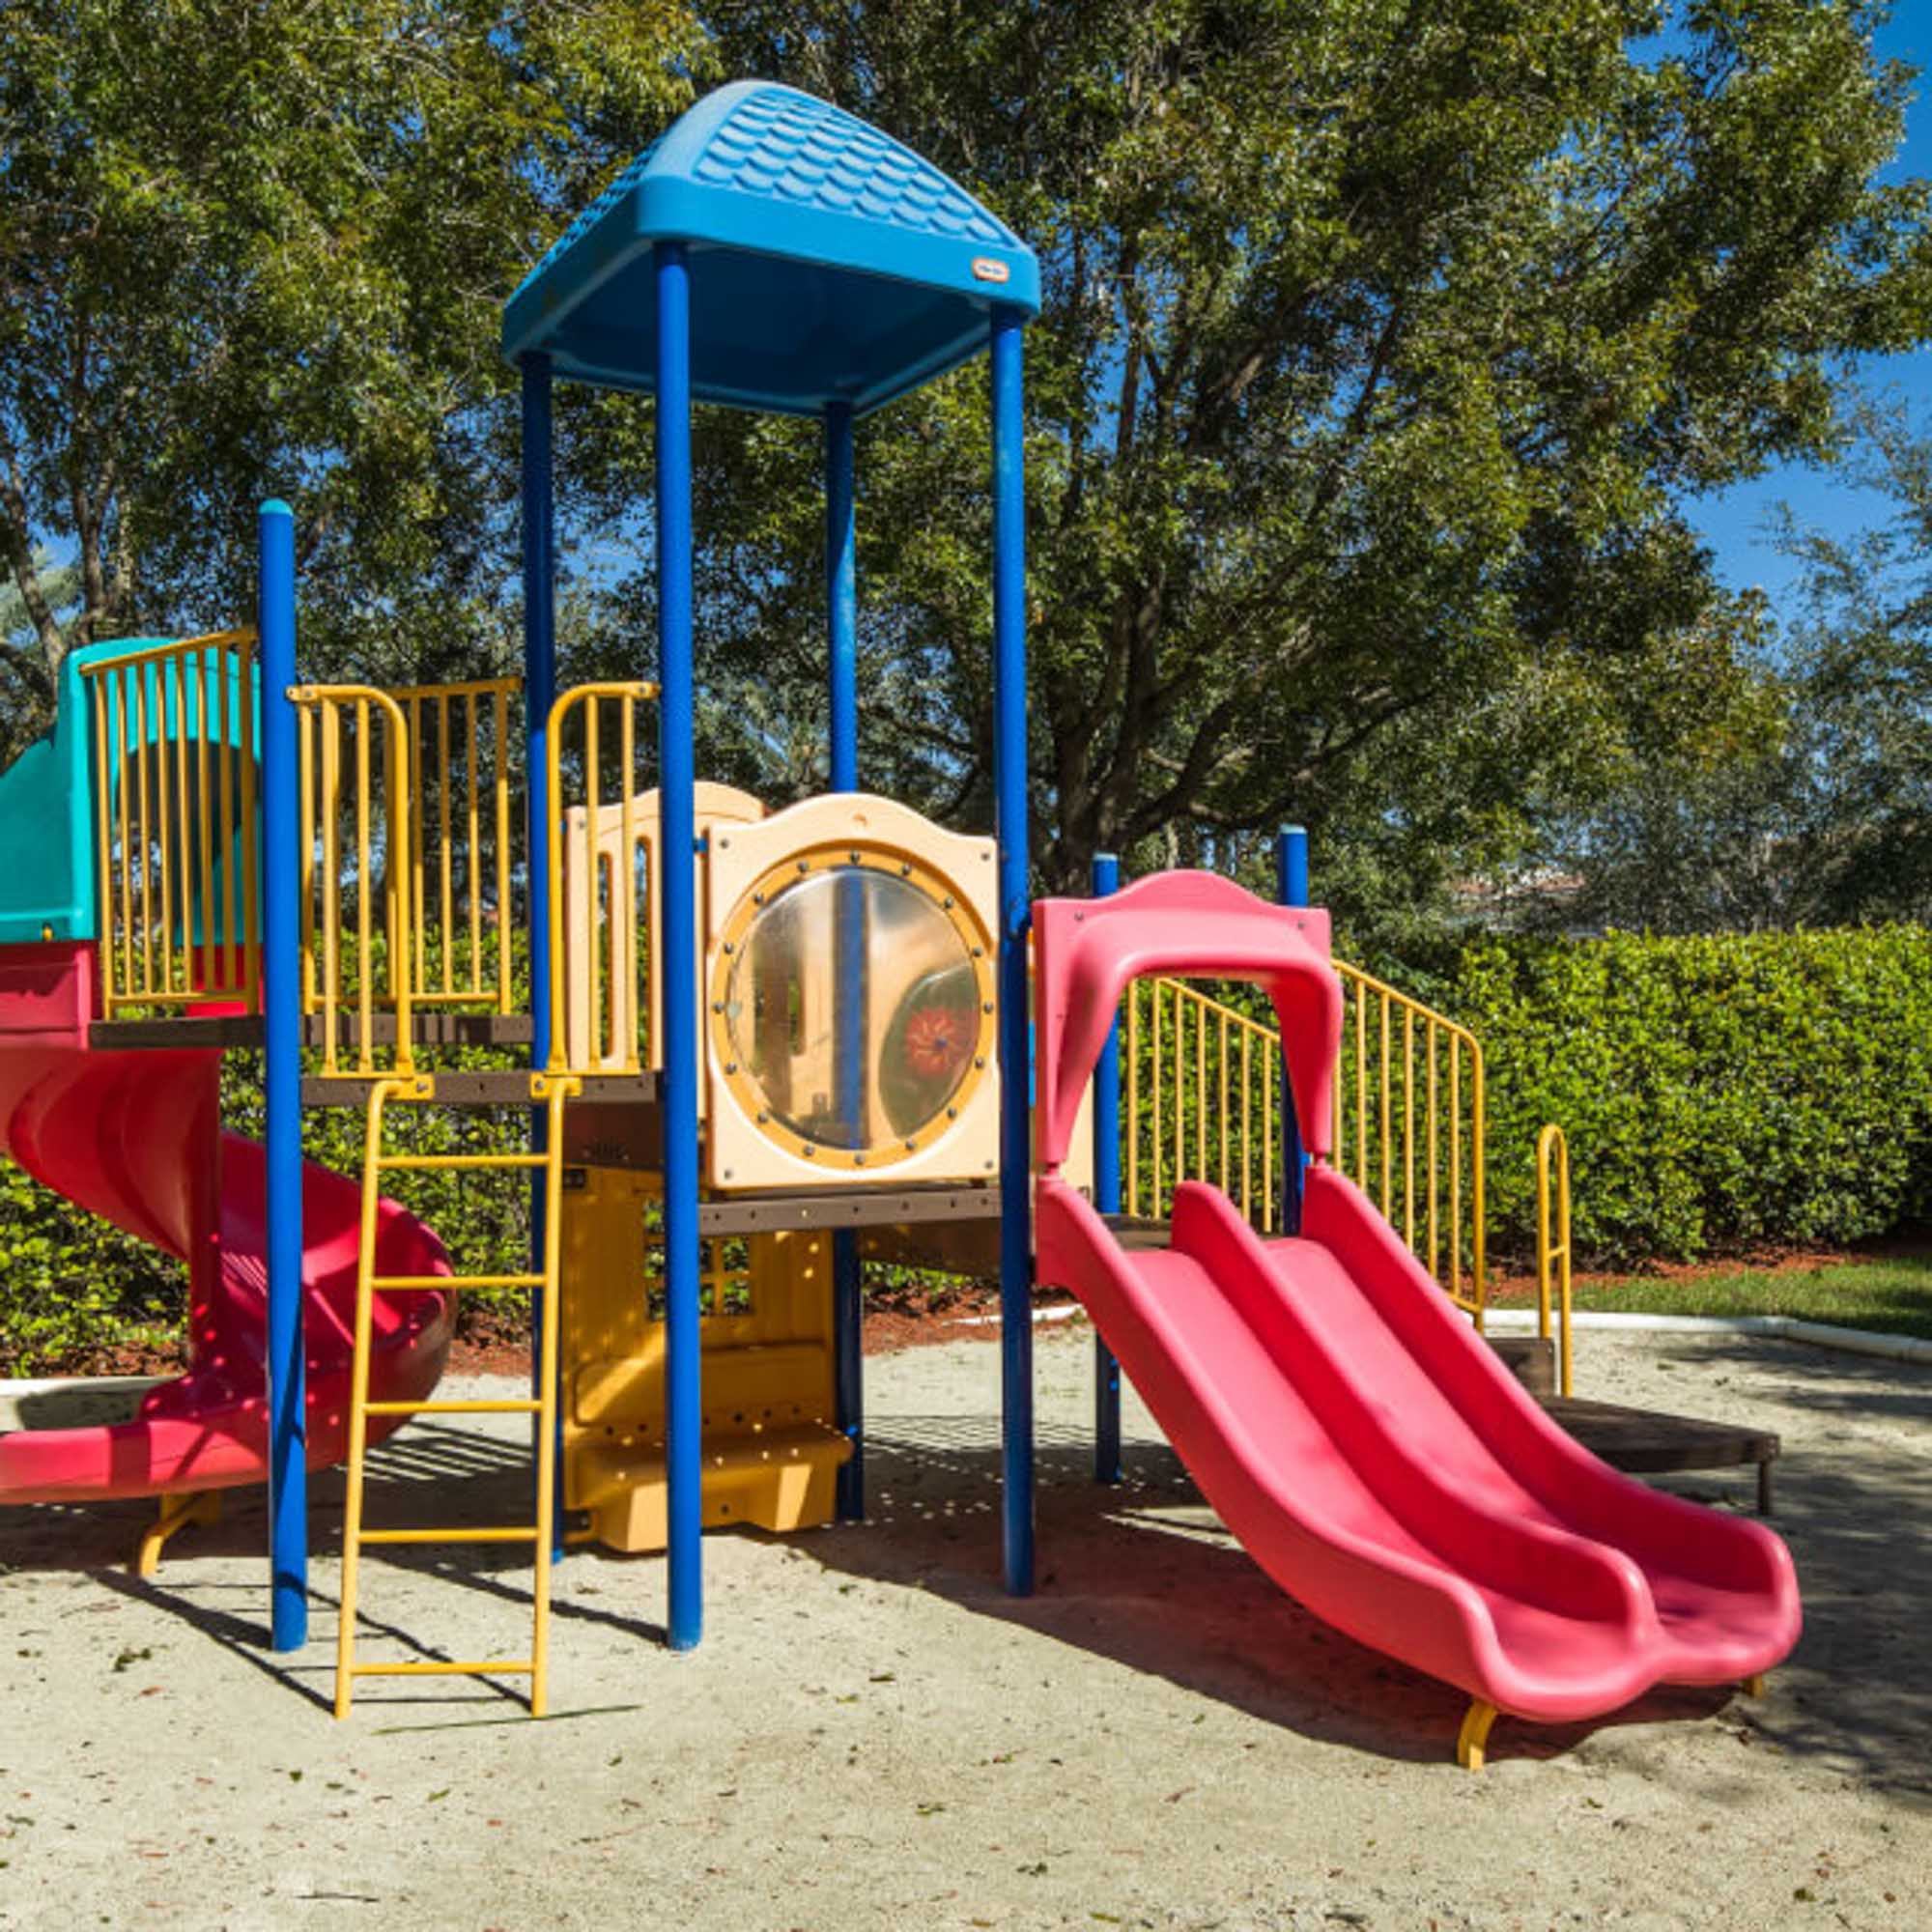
(133, 1491, 220, 1579)
(1742, 1672, 1767, 1698)
(1456, 1698, 1498, 1772)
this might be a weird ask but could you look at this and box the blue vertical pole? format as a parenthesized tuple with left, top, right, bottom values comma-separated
(990, 306, 1034, 1597)
(522, 355, 557, 1075)
(826, 403, 858, 789)
(1275, 825, 1309, 1236)
(825, 402, 866, 1521)
(655, 242, 703, 1651)
(520, 355, 565, 1558)
(259, 498, 306, 1652)
(1091, 852, 1122, 1485)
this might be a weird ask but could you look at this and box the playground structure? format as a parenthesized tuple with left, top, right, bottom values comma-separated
(0, 80, 1799, 1762)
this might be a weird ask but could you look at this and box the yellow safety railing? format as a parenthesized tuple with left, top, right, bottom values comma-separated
(1537, 1122, 1575, 1397)
(79, 631, 260, 1010)
(1123, 963, 1487, 1319)
(544, 681, 659, 1076)
(397, 678, 520, 1012)
(294, 685, 413, 1077)
(1125, 977, 1286, 1231)
(1333, 960, 1486, 1320)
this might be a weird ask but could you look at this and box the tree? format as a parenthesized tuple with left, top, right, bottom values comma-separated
(0, 0, 705, 740)
(1774, 404, 1932, 921)
(0, 546, 77, 762)
(561, 0, 1931, 901)
(1542, 405, 1932, 934)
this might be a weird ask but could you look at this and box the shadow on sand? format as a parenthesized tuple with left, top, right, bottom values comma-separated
(0, 1419, 659, 1719)
(793, 1411, 1761, 1771)
(5, 1337, 1929, 1783)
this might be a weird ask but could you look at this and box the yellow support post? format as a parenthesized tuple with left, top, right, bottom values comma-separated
(1457, 1698, 1498, 1771)
(495, 687, 514, 1012)
(1378, 991, 1392, 1214)
(1403, 1004, 1415, 1250)
(1449, 1033, 1463, 1306)
(1263, 1029, 1274, 1233)
(1537, 1122, 1574, 1396)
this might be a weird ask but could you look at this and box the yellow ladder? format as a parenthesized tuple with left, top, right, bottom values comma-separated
(333, 1071, 578, 1719)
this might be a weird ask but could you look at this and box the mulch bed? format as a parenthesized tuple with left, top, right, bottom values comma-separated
(447, 1275, 1083, 1372)
(15, 1223, 1930, 1381)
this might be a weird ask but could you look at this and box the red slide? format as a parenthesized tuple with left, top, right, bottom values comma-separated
(0, 944, 453, 1503)
(1033, 874, 1800, 1732)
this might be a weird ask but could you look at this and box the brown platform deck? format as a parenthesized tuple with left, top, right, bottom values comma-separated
(91, 1011, 537, 1052)
(1486, 1337, 1779, 1511)
(299, 1070, 654, 1108)
(1544, 1393, 1780, 1515)
(84, 1010, 652, 1107)
(703, 1184, 1001, 1238)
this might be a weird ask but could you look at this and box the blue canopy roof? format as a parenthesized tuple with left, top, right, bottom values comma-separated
(500, 82, 1040, 418)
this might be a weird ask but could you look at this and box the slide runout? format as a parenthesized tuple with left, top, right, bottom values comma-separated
(1037, 1179, 1667, 1720)
(0, 1027, 452, 1505)
(1169, 1185, 1655, 1645)
(1295, 1165, 1799, 1669)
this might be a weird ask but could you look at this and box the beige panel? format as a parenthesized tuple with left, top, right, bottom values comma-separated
(1061, 1071, 1096, 1195)
(562, 781, 764, 1073)
(703, 793, 1002, 1191)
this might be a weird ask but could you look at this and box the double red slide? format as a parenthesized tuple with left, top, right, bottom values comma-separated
(1033, 874, 1800, 1731)
(0, 944, 452, 1504)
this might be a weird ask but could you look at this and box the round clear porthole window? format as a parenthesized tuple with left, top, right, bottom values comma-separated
(712, 855, 994, 1168)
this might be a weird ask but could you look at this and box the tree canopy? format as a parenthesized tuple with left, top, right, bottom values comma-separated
(1562, 404, 1932, 932)
(0, 0, 703, 737)
(4, 0, 1929, 926)
(646, 0, 1928, 900)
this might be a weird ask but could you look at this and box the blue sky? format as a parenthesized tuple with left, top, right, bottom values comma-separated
(1690, 12, 1928, 621)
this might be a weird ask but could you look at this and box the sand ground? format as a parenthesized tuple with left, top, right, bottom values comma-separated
(0, 1321, 1927, 1931)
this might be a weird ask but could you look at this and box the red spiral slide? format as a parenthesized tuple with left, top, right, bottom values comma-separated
(1033, 873, 1800, 1734)
(0, 943, 453, 1504)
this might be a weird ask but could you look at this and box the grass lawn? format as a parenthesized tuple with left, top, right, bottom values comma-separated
(1497, 1254, 1932, 1343)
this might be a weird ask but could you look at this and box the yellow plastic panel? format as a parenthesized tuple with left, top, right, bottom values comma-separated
(703, 794, 1001, 1191)
(558, 1164, 845, 1553)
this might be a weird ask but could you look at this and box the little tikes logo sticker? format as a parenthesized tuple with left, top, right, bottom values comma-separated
(971, 257, 1009, 284)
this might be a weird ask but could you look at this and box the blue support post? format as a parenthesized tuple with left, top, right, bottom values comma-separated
(826, 403, 858, 789)
(825, 401, 866, 1521)
(522, 355, 557, 1073)
(259, 498, 307, 1652)
(520, 355, 565, 1559)
(1091, 852, 1123, 1485)
(1276, 825, 1309, 1236)
(655, 242, 704, 1650)
(990, 306, 1035, 1597)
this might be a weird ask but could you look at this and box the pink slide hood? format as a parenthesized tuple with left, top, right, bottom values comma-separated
(1031, 876, 1800, 1728)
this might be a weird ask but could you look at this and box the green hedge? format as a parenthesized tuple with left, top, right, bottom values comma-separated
(1454, 927, 1932, 1267)
(0, 1156, 184, 1371)
(0, 1047, 534, 1375)
(10, 924, 1932, 1368)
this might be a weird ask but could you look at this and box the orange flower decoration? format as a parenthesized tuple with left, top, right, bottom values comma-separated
(901, 1005, 970, 1082)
